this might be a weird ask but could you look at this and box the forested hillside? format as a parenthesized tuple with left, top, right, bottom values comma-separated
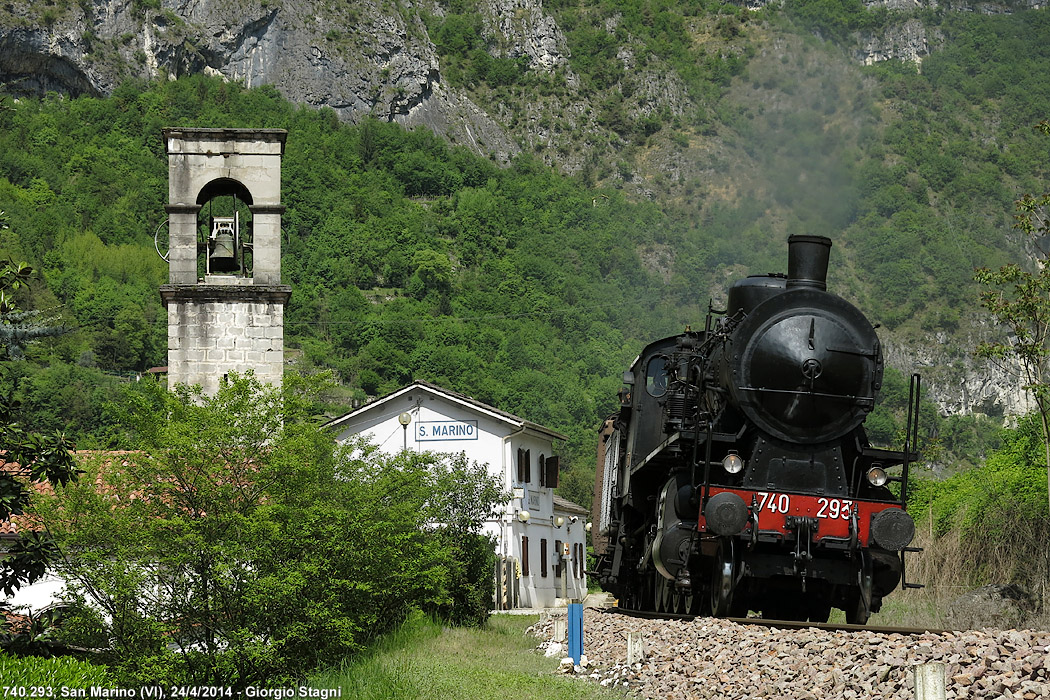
(1, 3, 1049, 505)
(0, 79, 677, 502)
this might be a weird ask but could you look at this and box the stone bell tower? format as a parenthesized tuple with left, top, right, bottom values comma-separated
(159, 128, 291, 395)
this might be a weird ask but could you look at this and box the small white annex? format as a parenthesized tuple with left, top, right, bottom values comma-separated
(326, 380, 588, 609)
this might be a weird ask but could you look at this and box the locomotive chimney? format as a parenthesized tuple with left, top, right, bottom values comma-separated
(786, 235, 832, 291)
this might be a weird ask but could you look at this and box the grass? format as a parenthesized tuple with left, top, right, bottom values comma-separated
(307, 612, 626, 700)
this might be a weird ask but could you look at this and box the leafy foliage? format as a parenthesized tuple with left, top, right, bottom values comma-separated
(783, 0, 888, 43)
(908, 415, 1050, 592)
(844, 10, 1050, 333)
(0, 74, 684, 504)
(0, 651, 111, 684)
(0, 226, 77, 604)
(974, 120, 1050, 506)
(3, 5, 1050, 500)
(34, 372, 504, 687)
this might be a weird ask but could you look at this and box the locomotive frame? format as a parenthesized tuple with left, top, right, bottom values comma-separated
(591, 235, 921, 624)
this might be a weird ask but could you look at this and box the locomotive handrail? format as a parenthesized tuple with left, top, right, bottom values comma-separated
(629, 431, 682, 475)
(737, 386, 875, 406)
(901, 373, 921, 506)
(701, 419, 714, 509)
(825, 344, 879, 358)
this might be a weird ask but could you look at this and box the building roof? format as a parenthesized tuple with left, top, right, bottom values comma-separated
(0, 452, 139, 539)
(553, 494, 589, 516)
(324, 380, 569, 442)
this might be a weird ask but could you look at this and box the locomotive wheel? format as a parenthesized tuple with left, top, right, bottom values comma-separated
(660, 578, 674, 613)
(670, 584, 695, 615)
(670, 588, 682, 614)
(710, 538, 736, 617)
(652, 573, 671, 613)
(637, 572, 653, 612)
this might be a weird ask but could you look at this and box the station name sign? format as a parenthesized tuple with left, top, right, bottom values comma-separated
(416, 420, 479, 442)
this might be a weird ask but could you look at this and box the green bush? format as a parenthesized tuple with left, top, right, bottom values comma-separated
(908, 415, 1050, 591)
(35, 374, 505, 687)
(909, 415, 1047, 535)
(421, 530, 497, 627)
(0, 652, 110, 685)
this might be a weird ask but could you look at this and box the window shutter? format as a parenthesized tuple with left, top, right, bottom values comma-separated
(524, 449, 531, 483)
(554, 539, 562, 578)
(517, 448, 525, 483)
(538, 453, 546, 487)
(545, 455, 560, 489)
(521, 536, 530, 576)
(540, 539, 548, 577)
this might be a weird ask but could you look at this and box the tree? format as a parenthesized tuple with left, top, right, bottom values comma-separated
(34, 372, 504, 687)
(975, 120, 1050, 511)
(0, 210, 77, 605)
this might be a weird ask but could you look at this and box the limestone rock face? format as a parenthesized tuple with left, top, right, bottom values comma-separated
(0, 0, 1037, 168)
(884, 337, 1032, 420)
(855, 18, 940, 65)
(478, 0, 570, 72)
(0, 0, 521, 162)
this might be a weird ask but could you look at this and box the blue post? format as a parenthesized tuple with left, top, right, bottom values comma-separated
(567, 602, 583, 666)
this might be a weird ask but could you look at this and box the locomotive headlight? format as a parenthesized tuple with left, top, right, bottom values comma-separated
(722, 452, 744, 474)
(866, 466, 888, 487)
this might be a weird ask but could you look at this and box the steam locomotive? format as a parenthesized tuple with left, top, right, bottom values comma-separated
(591, 235, 921, 623)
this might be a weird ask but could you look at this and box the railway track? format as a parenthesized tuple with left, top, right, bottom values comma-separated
(541, 607, 1047, 698)
(606, 606, 947, 635)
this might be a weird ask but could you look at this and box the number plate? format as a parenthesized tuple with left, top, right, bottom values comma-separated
(700, 487, 904, 544)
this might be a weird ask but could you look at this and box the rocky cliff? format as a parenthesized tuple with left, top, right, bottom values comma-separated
(0, 0, 525, 161)
(1, 0, 1035, 168)
(854, 0, 1044, 64)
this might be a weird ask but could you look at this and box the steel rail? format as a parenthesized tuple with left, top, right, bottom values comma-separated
(605, 607, 947, 635)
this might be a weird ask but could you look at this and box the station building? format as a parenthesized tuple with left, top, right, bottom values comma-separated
(326, 380, 589, 609)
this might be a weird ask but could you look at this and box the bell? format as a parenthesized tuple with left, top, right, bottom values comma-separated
(209, 218, 239, 273)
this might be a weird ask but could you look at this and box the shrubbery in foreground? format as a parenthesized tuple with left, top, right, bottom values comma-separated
(31, 372, 503, 687)
(0, 651, 111, 685)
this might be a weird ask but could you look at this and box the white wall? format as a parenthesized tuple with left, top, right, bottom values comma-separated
(333, 385, 587, 607)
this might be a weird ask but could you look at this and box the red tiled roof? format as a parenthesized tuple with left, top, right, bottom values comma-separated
(2, 609, 29, 631)
(0, 451, 140, 537)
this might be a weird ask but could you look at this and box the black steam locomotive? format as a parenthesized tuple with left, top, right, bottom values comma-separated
(591, 235, 921, 623)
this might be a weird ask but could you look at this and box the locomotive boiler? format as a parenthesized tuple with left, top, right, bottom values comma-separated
(591, 235, 921, 623)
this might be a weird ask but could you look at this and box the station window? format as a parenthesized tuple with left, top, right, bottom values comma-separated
(547, 455, 560, 488)
(540, 539, 548, 577)
(517, 448, 531, 483)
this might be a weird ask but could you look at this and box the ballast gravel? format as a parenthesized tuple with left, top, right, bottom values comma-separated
(528, 608, 1050, 699)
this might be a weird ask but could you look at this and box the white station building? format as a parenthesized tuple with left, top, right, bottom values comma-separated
(326, 380, 588, 609)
